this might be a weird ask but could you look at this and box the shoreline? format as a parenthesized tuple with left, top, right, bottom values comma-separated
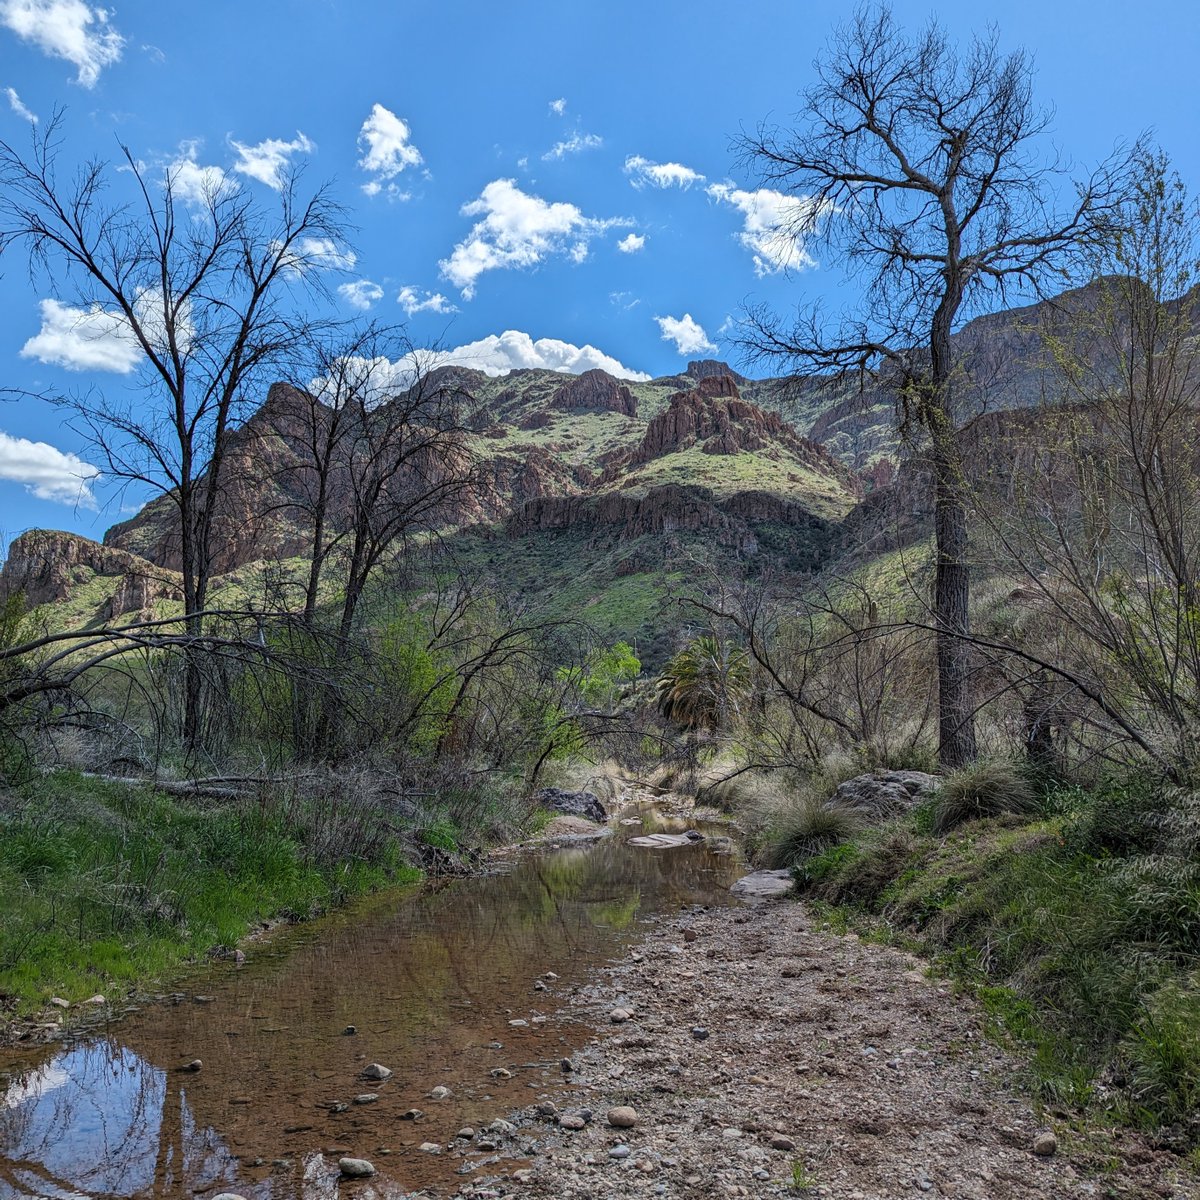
(438, 894, 1195, 1200)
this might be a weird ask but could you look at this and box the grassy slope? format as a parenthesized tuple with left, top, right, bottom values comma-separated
(0, 773, 421, 1023)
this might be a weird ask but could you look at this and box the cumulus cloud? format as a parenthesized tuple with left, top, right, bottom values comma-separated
(617, 233, 645, 254)
(439, 178, 627, 299)
(549, 97, 566, 116)
(230, 132, 314, 189)
(542, 131, 602, 161)
(0, 0, 123, 87)
(396, 286, 456, 317)
(338, 280, 384, 311)
(20, 298, 141, 373)
(655, 313, 715, 357)
(4, 85, 37, 121)
(0, 429, 100, 506)
(624, 155, 705, 190)
(167, 141, 233, 206)
(321, 333, 649, 400)
(357, 103, 422, 198)
(707, 183, 822, 275)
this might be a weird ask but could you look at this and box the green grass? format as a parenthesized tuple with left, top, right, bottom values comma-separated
(0, 772, 420, 1023)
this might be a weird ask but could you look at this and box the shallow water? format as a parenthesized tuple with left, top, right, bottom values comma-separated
(0, 808, 742, 1198)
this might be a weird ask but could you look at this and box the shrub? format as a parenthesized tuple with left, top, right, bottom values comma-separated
(931, 758, 1036, 834)
(764, 796, 863, 869)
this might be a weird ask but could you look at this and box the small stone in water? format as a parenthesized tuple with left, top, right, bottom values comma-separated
(607, 1106, 638, 1128)
(338, 1158, 375, 1178)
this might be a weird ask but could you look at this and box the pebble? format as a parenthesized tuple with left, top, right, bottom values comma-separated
(401, 1108, 423, 1120)
(509, 1019, 528, 1027)
(691, 1026, 709, 1041)
(212, 1194, 248, 1200)
(183, 1059, 202, 1072)
(490, 1067, 512, 1079)
(561, 1058, 575, 1072)
(769, 1134, 795, 1151)
(1033, 1131, 1058, 1156)
(47, 997, 70, 1010)
(338, 1158, 375, 1178)
(418, 1142, 441, 1154)
(558, 1114, 586, 1130)
(607, 1105, 638, 1128)
(610, 1007, 632, 1023)
(342, 1025, 357, 1036)
(361, 1063, 392, 1081)
(429, 1085, 453, 1100)
(457, 1127, 475, 1139)
(82, 995, 105, 1006)
(610, 1145, 631, 1160)
(352, 1093, 378, 1105)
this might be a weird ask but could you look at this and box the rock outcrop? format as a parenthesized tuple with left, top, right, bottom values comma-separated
(552, 369, 637, 417)
(0, 529, 181, 618)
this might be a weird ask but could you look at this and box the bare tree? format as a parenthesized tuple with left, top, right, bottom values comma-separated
(972, 149, 1200, 779)
(0, 114, 347, 747)
(737, 5, 1130, 767)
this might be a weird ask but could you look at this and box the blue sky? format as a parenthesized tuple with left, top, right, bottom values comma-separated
(0, 0, 1197, 544)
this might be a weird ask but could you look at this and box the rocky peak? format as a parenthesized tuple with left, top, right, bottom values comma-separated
(552, 368, 637, 417)
(686, 359, 748, 386)
(628, 385, 791, 463)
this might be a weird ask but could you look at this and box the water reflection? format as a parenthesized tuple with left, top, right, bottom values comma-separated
(0, 810, 741, 1198)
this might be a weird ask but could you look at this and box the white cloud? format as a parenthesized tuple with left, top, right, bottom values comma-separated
(4, 85, 37, 121)
(357, 103, 422, 197)
(656, 313, 716, 357)
(295, 237, 355, 271)
(396, 286, 457, 317)
(230, 132, 314, 190)
(707, 183, 821, 275)
(439, 178, 627, 299)
(167, 141, 232, 206)
(20, 298, 141, 373)
(542, 131, 602, 161)
(0, 0, 123, 87)
(0, 429, 100, 506)
(549, 97, 566, 116)
(617, 233, 645, 254)
(338, 280, 384, 311)
(624, 155, 705, 190)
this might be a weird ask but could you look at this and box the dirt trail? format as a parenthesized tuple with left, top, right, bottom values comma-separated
(449, 896, 1194, 1200)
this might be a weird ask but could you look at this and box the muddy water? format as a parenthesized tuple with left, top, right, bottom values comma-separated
(0, 808, 742, 1199)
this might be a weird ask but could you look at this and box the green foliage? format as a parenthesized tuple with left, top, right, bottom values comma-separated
(558, 640, 641, 710)
(0, 773, 418, 1018)
(1124, 976, 1200, 1127)
(931, 758, 1037, 834)
(656, 633, 750, 730)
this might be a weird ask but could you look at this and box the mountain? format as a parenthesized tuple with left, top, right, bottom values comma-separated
(3, 281, 1176, 655)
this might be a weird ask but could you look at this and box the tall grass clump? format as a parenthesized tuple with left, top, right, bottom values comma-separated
(1123, 975, 1200, 1131)
(764, 795, 864, 869)
(931, 758, 1037, 834)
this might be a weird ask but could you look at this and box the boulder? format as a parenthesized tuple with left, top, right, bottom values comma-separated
(830, 770, 939, 818)
(730, 869, 796, 899)
(629, 831, 704, 848)
(534, 787, 606, 824)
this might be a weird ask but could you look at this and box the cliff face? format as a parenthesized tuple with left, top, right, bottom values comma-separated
(552, 368, 638, 417)
(0, 529, 181, 618)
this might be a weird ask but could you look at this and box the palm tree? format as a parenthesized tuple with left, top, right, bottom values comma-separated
(656, 634, 750, 731)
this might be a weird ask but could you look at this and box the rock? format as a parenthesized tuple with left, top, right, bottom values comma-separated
(47, 997, 70, 1009)
(611, 1007, 632, 1023)
(401, 1108, 423, 1120)
(610, 1145, 631, 1160)
(1033, 1131, 1058, 1156)
(361, 1063, 392, 1081)
(212, 1194, 248, 1200)
(552, 368, 638, 418)
(629, 832, 702, 848)
(488, 1119, 517, 1136)
(338, 1158, 375, 1178)
(561, 1057, 575, 1072)
(533, 787, 606, 824)
(509, 1019, 528, 1027)
(352, 1093, 378, 1105)
(82, 995, 106, 1006)
(429, 1085, 452, 1100)
(831, 770, 939, 818)
(607, 1106, 638, 1128)
(683, 929, 698, 942)
(730, 870, 795, 899)
(691, 1027, 710, 1041)
(770, 1134, 795, 1151)
(457, 1127, 475, 1139)
(558, 1113, 586, 1130)
(183, 1059, 202, 1072)
(342, 1025, 357, 1035)
(418, 1142, 441, 1154)
(490, 1067, 512, 1079)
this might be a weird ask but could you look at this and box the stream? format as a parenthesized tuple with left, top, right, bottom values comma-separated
(0, 806, 744, 1199)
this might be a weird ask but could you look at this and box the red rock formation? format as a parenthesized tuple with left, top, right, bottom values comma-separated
(552, 369, 638, 417)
